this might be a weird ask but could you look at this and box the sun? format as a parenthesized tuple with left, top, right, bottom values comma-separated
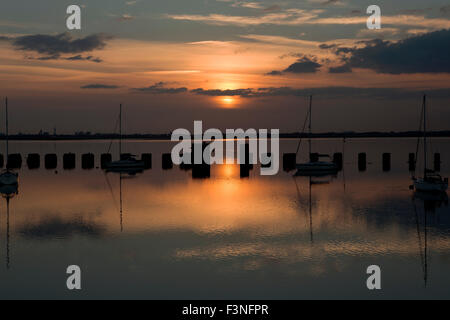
(218, 96, 239, 108)
(222, 97, 234, 104)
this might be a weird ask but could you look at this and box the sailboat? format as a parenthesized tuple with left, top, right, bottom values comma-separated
(295, 95, 338, 176)
(412, 95, 448, 193)
(104, 104, 145, 170)
(0, 97, 18, 186)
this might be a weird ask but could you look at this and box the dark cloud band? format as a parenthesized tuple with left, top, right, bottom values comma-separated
(81, 84, 119, 89)
(11, 32, 112, 61)
(132, 82, 187, 94)
(327, 29, 450, 74)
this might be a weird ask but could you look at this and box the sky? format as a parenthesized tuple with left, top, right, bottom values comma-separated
(1, 0, 450, 134)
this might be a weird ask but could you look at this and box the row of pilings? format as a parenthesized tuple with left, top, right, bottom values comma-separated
(0, 151, 443, 175)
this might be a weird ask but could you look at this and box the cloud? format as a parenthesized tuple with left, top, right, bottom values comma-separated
(132, 82, 188, 94)
(12, 32, 112, 59)
(329, 29, 450, 74)
(33, 54, 60, 61)
(400, 8, 432, 15)
(27, 54, 103, 63)
(65, 55, 103, 63)
(328, 64, 352, 73)
(189, 86, 450, 99)
(118, 14, 135, 21)
(239, 34, 319, 47)
(167, 9, 321, 26)
(321, 0, 341, 5)
(265, 70, 284, 76)
(319, 43, 337, 49)
(267, 55, 321, 75)
(312, 15, 450, 29)
(263, 5, 281, 12)
(349, 10, 362, 16)
(191, 88, 254, 97)
(168, 11, 450, 29)
(284, 56, 322, 73)
(356, 27, 401, 39)
(126, 0, 139, 5)
(231, 2, 264, 9)
(81, 84, 119, 89)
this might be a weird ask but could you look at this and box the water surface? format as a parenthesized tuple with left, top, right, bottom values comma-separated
(0, 138, 449, 299)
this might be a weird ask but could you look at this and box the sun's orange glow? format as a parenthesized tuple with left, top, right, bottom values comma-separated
(219, 163, 238, 178)
(223, 97, 234, 104)
(217, 96, 239, 108)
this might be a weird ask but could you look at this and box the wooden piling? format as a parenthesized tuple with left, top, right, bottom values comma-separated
(63, 153, 76, 170)
(45, 154, 57, 169)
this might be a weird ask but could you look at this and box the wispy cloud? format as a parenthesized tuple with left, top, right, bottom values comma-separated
(65, 55, 103, 63)
(191, 88, 254, 97)
(239, 34, 319, 47)
(132, 82, 188, 94)
(168, 10, 450, 29)
(191, 86, 450, 99)
(81, 84, 119, 89)
(231, 1, 264, 9)
(118, 14, 135, 22)
(167, 9, 322, 26)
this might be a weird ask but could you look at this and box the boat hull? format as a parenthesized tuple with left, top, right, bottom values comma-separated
(104, 160, 145, 170)
(295, 161, 338, 177)
(0, 171, 18, 186)
(414, 179, 448, 193)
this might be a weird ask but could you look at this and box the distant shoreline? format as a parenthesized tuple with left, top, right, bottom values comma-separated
(1, 131, 450, 141)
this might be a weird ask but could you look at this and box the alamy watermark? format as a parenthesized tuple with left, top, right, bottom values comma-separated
(367, 5, 381, 30)
(66, 265, 81, 290)
(366, 265, 381, 290)
(171, 121, 280, 175)
(66, 5, 81, 30)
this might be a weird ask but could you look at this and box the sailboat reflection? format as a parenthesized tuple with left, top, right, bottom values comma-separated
(0, 183, 18, 269)
(294, 176, 328, 245)
(412, 191, 448, 287)
(105, 167, 142, 232)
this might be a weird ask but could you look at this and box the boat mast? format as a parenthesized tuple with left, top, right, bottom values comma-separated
(423, 95, 427, 178)
(119, 104, 122, 158)
(309, 95, 312, 159)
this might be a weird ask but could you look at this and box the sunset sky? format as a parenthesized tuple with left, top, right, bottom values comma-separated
(1, 0, 450, 133)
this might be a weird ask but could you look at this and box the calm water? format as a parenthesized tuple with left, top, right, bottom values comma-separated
(0, 138, 449, 299)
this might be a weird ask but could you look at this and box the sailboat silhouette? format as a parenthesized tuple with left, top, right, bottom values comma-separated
(0, 97, 19, 186)
(411, 95, 448, 193)
(104, 104, 145, 171)
(295, 95, 338, 177)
